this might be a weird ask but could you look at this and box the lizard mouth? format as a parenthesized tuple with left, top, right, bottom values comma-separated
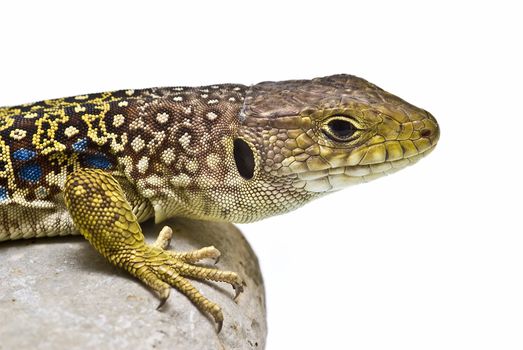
(292, 143, 437, 193)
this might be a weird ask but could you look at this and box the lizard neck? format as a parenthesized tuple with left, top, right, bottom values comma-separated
(118, 85, 319, 224)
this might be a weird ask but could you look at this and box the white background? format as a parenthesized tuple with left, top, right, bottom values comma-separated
(1, 1, 522, 349)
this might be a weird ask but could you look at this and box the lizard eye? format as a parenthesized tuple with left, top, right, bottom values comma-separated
(323, 117, 358, 142)
(233, 138, 255, 180)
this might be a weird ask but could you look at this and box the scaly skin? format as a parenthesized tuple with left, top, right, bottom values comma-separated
(0, 74, 439, 329)
(63, 168, 242, 330)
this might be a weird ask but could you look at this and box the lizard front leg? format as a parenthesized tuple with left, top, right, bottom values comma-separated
(63, 168, 243, 331)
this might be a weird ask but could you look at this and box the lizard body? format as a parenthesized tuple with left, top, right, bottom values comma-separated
(0, 75, 439, 328)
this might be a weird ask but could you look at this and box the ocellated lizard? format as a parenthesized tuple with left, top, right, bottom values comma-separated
(0, 74, 439, 330)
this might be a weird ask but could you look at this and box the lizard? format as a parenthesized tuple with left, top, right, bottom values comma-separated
(0, 74, 439, 331)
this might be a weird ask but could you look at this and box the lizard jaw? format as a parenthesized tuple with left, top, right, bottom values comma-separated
(291, 143, 436, 193)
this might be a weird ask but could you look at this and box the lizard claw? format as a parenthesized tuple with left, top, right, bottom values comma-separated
(233, 282, 244, 300)
(156, 288, 170, 310)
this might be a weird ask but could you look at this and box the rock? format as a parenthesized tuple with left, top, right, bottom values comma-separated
(0, 218, 266, 350)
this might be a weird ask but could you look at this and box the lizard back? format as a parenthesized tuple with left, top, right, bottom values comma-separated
(0, 85, 247, 240)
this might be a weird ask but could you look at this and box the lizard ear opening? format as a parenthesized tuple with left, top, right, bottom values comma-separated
(233, 138, 255, 180)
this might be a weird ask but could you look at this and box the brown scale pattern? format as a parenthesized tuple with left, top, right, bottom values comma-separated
(0, 84, 250, 238)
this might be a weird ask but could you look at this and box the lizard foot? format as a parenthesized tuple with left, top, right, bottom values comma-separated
(142, 225, 244, 332)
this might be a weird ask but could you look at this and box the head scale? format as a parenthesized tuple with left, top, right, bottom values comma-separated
(236, 74, 439, 194)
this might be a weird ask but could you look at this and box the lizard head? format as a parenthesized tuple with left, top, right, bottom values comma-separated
(237, 74, 439, 194)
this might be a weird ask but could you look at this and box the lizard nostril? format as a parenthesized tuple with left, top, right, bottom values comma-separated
(420, 128, 432, 138)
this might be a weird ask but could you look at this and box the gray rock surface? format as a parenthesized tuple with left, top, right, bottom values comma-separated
(0, 218, 266, 350)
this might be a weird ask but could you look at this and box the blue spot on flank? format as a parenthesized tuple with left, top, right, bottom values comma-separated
(0, 186, 9, 201)
(72, 138, 88, 152)
(19, 163, 43, 183)
(13, 148, 37, 161)
(85, 154, 112, 170)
